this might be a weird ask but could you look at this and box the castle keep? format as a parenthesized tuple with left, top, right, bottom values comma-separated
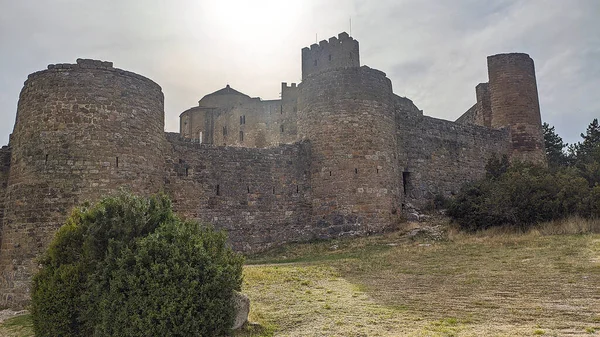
(0, 32, 545, 307)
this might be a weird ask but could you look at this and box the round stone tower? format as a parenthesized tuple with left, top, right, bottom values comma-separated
(488, 53, 546, 164)
(0, 59, 166, 307)
(298, 64, 401, 237)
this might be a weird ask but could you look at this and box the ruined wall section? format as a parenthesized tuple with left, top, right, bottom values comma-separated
(0, 146, 10, 246)
(301, 32, 359, 81)
(456, 104, 477, 125)
(398, 114, 510, 208)
(298, 66, 402, 237)
(456, 83, 492, 127)
(164, 133, 312, 252)
(488, 53, 545, 164)
(0, 59, 166, 308)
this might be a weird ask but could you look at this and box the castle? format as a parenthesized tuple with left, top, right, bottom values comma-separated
(0, 32, 545, 307)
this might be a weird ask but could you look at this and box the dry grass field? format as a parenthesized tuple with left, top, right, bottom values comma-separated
(2, 218, 599, 336)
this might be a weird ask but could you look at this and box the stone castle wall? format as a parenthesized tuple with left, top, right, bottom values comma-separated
(164, 133, 312, 252)
(0, 146, 10, 245)
(298, 66, 402, 236)
(455, 103, 477, 125)
(213, 99, 282, 148)
(0, 59, 166, 307)
(399, 114, 510, 208)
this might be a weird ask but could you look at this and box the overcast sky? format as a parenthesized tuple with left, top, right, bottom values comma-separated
(0, 0, 598, 146)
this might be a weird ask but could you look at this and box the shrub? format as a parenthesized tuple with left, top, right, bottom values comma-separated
(31, 220, 88, 336)
(93, 221, 244, 336)
(31, 193, 244, 337)
(448, 163, 592, 232)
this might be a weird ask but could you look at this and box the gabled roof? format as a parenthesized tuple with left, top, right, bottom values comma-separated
(204, 84, 250, 98)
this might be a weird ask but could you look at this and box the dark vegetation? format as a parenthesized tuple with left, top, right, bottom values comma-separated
(449, 118, 600, 231)
(31, 193, 244, 337)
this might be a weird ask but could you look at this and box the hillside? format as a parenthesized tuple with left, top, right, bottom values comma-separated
(2, 219, 599, 336)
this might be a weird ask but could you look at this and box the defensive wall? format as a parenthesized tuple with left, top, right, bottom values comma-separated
(0, 146, 10, 246)
(0, 32, 545, 308)
(164, 133, 312, 252)
(400, 114, 510, 205)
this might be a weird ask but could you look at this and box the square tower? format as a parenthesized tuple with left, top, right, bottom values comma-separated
(301, 32, 360, 80)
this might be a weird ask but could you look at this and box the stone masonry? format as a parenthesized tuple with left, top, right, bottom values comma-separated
(0, 32, 546, 308)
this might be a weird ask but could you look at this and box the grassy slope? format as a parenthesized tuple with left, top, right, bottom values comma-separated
(2, 222, 599, 336)
(238, 225, 600, 336)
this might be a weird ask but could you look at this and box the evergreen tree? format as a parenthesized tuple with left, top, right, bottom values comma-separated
(575, 119, 600, 187)
(578, 118, 600, 163)
(542, 122, 568, 167)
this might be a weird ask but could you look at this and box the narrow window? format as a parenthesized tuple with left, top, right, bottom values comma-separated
(223, 126, 227, 136)
(185, 167, 189, 176)
(296, 185, 299, 193)
(116, 157, 119, 168)
(239, 131, 244, 142)
(272, 187, 275, 194)
(247, 186, 250, 194)
(45, 154, 48, 165)
(328, 54, 332, 61)
(240, 116, 243, 125)
(243, 115, 246, 124)
(216, 184, 220, 196)
(280, 105, 283, 114)
(314, 59, 318, 67)
(355, 168, 358, 174)
(403, 172, 410, 195)
(377, 168, 379, 174)
(280, 124, 284, 133)
(198, 131, 203, 144)
(329, 171, 332, 176)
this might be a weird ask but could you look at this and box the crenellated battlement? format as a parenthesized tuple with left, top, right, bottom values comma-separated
(281, 82, 297, 90)
(46, 58, 113, 70)
(25, 59, 161, 90)
(281, 82, 299, 102)
(301, 32, 359, 80)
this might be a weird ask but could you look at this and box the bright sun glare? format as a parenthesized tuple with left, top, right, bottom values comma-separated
(203, 0, 302, 41)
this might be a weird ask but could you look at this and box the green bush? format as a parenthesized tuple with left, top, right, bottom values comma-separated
(31, 193, 244, 337)
(93, 221, 244, 336)
(31, 220, 88, 336)
(447, 163, 592, 232)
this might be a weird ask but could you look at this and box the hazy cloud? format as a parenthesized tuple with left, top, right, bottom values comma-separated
(0, 0, 597, 145)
